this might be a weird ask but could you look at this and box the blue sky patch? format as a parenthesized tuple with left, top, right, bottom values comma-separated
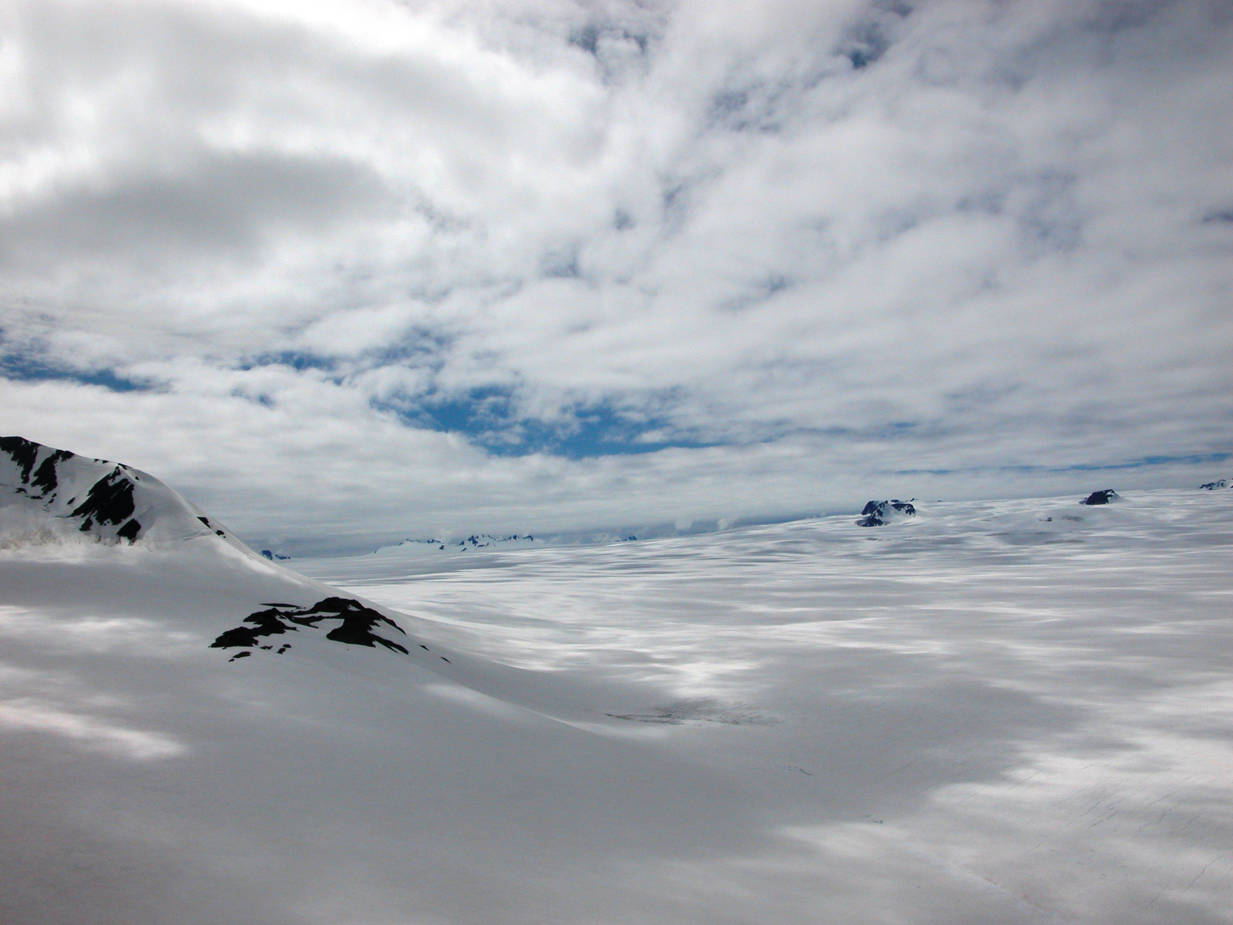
(0, 353, 151, 393)
(382, 387, 722, 458)
(242, 351, 338, 372)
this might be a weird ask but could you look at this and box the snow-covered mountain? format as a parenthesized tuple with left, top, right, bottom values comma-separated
(856, 498, 917, 526)
(1, 435, 240, 548)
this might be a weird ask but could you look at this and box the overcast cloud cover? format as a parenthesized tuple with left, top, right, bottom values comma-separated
(2, 0, 1232, 552)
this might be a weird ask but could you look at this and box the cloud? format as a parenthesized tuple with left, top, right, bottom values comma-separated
(2, 0, 1231, 550)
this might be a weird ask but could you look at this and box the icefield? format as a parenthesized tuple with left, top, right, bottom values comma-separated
(3, 485, 1232, 923)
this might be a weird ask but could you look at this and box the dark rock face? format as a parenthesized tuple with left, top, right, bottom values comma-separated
(0, 436, 39, 483)
(31, 450, 73, 495)
(260, 549, 290, 560)
(857, 499, 916, 527)
(1199, 479, 1230, 490)
(1080, 489, 1119, 506)
(212, 596, 412, 658)
(70, 468, 140, 537)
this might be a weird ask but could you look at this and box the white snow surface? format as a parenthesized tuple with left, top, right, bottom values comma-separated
(2, 488, 1232, 924)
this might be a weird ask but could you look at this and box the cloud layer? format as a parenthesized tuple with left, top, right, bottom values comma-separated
(3, 0, 1232, 551)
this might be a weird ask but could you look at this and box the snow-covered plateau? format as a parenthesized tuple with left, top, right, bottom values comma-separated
(2, 439, 1231, 924)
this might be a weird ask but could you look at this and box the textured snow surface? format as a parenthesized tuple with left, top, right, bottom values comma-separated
(3, 489, 1232, 924)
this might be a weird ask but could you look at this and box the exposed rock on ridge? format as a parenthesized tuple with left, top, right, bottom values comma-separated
(211, 597, 414, 660)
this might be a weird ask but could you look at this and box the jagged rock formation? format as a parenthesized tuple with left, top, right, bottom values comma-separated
(1080, 489, 1119, 506)
(211, 597, 413, 660)
(856, 499, 917, 527)
(1199, 479, 1230, 490)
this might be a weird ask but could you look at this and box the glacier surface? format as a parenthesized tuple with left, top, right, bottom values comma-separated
(2, 485, 1231, 924)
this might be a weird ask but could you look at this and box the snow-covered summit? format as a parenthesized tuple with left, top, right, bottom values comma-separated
(856, 498, 917, 527)
(0, 435, 239, 548)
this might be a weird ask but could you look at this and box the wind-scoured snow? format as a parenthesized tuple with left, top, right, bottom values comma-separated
(2, 478, 1232, 924)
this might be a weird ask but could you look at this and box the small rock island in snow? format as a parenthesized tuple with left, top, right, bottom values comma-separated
(856, 499, 917, 527)
(1079, 489, 1120, 505)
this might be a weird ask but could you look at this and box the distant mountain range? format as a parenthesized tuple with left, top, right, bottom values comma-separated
(386, 533, 541, 552)
(371, 531, 642, 556)
(7, 434, 1230, 560)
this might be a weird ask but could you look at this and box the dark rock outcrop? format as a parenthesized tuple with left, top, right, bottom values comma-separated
(857, 499, 916, 527)
(0, 436, 39, 484)
(1080, 489, 1119, 506)
(1199, 479, 1230, 490)
(211, 596, 412, 657)
(31, 450, 73, 495)
(70, 468, 140, 537)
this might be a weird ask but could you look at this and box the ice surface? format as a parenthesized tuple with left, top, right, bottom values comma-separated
(2, 488, 1232, 924)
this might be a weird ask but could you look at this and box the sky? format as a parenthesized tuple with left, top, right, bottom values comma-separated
(2, 0, 1232, 553)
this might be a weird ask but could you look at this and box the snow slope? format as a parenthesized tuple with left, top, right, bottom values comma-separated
(2, 467, 1232, 923)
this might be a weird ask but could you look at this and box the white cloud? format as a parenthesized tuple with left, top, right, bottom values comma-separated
(2, 0, 1231, 550)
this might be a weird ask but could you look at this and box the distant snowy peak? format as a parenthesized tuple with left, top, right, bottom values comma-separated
(1199, 479, 1230, 490)
(0, 435, 237, 547)
(856, 499, 917, 527)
